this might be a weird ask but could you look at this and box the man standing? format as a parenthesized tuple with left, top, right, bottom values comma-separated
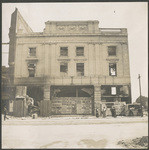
(110, 106, 114, 117)
(102, 107, 107, 118)
(113, 106, 117, 118)
(96, 108, 99, 118)
(111, 106, 117, 118)
(4, 106, 7, 121)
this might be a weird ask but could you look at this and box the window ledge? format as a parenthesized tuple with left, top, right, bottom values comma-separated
(74, 58, 87, 61)
(75, 55, 85, 57)
(57, 58, 71, 61)
(59, 56, 69, 57)
(108, 55, 117, 57)
(106, 58, 119, 62)
(26, 57, 38, 62)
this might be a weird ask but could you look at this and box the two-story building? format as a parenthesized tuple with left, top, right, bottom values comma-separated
(9, 8, 131, 116)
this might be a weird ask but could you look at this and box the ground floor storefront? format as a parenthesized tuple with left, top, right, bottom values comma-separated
(12, 84, 131, 117)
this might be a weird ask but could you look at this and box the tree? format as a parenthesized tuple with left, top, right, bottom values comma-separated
(135, 96, 148, 110)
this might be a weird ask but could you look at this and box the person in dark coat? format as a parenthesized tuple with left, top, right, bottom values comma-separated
(110, 106, 114, 117)
(138, 106, 143, 117)
(102, 107, 107, 118)
(113, 106, 117, 118)
(4, 106, 7, 121)
(96, 108, 99, 118)
(111, 106, 117, 118)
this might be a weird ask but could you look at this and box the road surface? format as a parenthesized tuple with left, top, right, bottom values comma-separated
(2, 116, 148, 148)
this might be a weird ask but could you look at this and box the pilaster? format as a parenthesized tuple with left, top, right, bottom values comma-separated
(44, 85, 51, 100)
(15, 86, 27, 97)
(94, 85, 102, 115)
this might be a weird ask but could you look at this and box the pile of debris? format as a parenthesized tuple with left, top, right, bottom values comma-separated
(117, 136, 148, 148)
(114, 101, 126, 115)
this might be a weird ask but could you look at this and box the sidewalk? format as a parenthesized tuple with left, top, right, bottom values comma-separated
(2, 115, 148, 125)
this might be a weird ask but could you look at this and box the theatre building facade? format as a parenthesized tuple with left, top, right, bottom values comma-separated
(9, 8, 131, 116)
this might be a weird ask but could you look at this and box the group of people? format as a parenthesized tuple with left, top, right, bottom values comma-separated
(96, 105, 117, 118)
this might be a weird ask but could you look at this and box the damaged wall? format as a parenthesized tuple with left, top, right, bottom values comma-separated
(101, 85, 131, 103)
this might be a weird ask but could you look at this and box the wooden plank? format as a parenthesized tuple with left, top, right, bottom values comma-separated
(13, 100, 27, 117)
(39, 100, 51, 117)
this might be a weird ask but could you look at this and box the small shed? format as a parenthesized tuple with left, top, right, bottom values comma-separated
(13, 96, 28, 117)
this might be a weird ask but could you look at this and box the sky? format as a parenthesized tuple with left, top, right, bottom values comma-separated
(2, 2, 148, 102)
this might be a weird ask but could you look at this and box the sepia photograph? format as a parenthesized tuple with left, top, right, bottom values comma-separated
(1, 2, 148, 149)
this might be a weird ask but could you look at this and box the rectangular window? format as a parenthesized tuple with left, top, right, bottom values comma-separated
(76, 63, 84, 76)
(29, 48, 36, 57)
(109, 63, 117, 76)
(76, 47, 84, 56)
(108, 46, 116, 56)
(60, 47, 68, 56)
(111, 87, 116, 95)
(60, 62, 68, 75)
(28, 63, 36, 77)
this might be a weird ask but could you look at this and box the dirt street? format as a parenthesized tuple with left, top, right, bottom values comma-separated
(2, 117, 148, 149)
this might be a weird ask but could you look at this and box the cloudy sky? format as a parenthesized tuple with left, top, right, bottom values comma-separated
(2, 2, 148, 102)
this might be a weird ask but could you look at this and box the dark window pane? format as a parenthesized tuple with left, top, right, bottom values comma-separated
(60, 47, 68, 56)
(29, 48, 36, 57)
(77, 63, 84, 76)
(52, 86, 76, 97)
(108, 46, 116, 56)
(28, 63, 36, 77)
(60, 63, 68, 74)
(28, 70, 35, 77)
(76, 47, 84, 56)
(78, 87, 93, 97)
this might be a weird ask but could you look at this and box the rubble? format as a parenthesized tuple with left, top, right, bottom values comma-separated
(117, 136, 148, 148)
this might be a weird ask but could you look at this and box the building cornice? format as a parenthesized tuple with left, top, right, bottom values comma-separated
(16, 33, 127, 38)
(17, 41, 128, 45)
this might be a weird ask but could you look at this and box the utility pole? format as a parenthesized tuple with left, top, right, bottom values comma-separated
(138, 74, 143, 117)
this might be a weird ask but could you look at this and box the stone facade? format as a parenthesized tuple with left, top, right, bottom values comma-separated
(9, 8, 131, 116)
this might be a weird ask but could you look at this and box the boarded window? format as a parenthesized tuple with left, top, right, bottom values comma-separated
(76, 47, 84, 56)
(111, 87, 116, 95)
(109, 63, 117, 76)
(108, 46, 116, 56)
(29, 48, 36, 57)
(28, 63, 36, 77)
(77, 63, 84, 76)
(60, 47, 68, 56)
(60, 63, 68, 74)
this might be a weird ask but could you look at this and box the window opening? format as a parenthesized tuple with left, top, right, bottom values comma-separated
(60, 47, 68, 56)
(51, 86, 93, 98)
(76, 63, 84, 76)
(28, 63, 36, 77)
(29, 48, 36, 57)
(76, 47, 84, 56)
(109, 63, 117, 76)
(108, 46, 116, 56)
(111, 87, 116, 95)
(60, 62, 68, 75)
